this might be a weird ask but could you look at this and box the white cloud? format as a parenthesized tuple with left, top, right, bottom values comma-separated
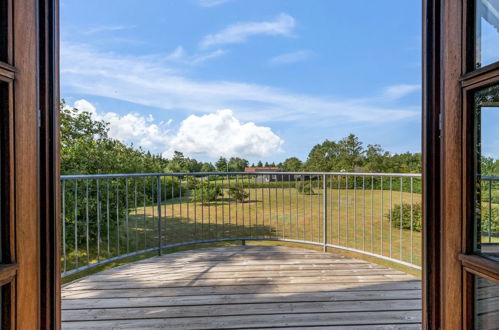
(165, 46, 227, 65)
(70, 100, 283, 159)
(269, 50, 313, 65)
(83, 25, 134, 35)
(191, 49, 227, 64)
(168, 110, 284, 158)
(197, 0, 233, 7)
(200, 13, 295, 48)
(72, 98, 97, 115)
(383, 84, 421, 100)
(72, 99, 170, 153)
(165, 46, 186, 61)
(61, 43, 418, 125)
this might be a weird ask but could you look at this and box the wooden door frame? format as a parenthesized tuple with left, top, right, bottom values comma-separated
(5, 0, 60, 327)
(423, 0, 468, 328)
(422, 0, 442, 328)
(426, 0, 499, 329)
(439, 0, 465, 328)
(38, 0, 61, 328)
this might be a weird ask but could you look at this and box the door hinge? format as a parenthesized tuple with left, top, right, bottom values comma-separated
(37, 108, 41, 128)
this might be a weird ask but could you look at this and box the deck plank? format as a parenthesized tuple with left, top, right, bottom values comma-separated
(62, 246, 421, 329)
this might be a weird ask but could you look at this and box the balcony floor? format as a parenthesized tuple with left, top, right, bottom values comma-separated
(61, 245, 421, 329)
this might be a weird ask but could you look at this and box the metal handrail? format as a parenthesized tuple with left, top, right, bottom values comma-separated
(61, 171, 422, 180)
(59, 171, 444, 277)
(482, 175, 499, 182)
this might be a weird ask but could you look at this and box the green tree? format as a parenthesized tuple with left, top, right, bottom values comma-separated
(166, 152, 202, 172)
(200, 162, 216, 172)
(364, 144, 389, 172)
(303, 134, 422, 174)
(305, 140, 340, 172)
(481, 156, 499, 176)
(282, 157, 303, 171)
(60, 100, 174, 250)
(337, 134, 364, 171)
(60, 100, 168, 175)
(228, 186, 249, 202)
(228, 157, 249, 172)
(167, 151, 189, 172)
(215, 157, 228, 172)
(191, 182, 222, 203)
(386, 203, 423, 232)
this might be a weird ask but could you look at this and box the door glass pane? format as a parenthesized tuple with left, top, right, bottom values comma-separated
(474, 83, 499, 261)
(475, 0, 499, 68)
(475, 275, 499, 329)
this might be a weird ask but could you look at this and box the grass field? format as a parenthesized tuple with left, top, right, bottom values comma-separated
(63, 186, 424, 272)
(63, 184, 499, 283)
(60, 176, 499, 284)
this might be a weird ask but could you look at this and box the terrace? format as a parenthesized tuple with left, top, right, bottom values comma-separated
(59, 172, 498, 328)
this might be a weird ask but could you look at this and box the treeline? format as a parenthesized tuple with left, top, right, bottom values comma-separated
(61, 101, 422, 175)
(282, 134, 421, 173)
(481, 157, 499, 176)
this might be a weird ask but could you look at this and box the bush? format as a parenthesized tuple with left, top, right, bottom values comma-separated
(386, 202, 422, 232)
(490, 190, 499, 204)
(480, 205, 499, 236)
(295, 181, 315, 195)
(163, 177, 181, 199)
(191, 182, 222, 203)
(184, 176, 199, 190)
(228, 186, 249, 202)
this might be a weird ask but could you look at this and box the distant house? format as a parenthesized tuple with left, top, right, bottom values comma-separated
(244, 167, 292, 183)
(353, 166, 367, 173)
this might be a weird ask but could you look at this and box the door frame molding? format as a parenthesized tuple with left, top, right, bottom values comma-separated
(38, 0, 60, 328)
(425, 0, 499, 328)
(423, 0, 470, 328)
(439, 0, 465, 328)
(422, 0, 442, 328)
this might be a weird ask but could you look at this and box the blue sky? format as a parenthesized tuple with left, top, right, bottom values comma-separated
(61, 0, 422, 163)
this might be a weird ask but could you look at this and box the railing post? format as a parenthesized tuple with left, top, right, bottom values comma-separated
(157, 175, 162, 256)
(323, 174, 327, 252)
(489, 179, 492, 243)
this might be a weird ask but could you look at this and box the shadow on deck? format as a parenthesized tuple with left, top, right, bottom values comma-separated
(61, 245, 422, 329)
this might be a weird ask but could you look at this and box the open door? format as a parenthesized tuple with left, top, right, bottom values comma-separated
(0, 0, 39, 327)
(431, 0, 499, 328)
(0, 0, 59, 328)
(460, 0, 499, 328)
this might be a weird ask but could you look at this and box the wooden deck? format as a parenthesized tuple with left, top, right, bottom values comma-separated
(61, 246, 422, 329)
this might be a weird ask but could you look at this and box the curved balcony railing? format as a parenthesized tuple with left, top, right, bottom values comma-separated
(60, 171, 438, 277)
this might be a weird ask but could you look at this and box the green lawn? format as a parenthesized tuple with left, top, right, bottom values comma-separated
(160, 187, 422, 265)
(63, 186, 424, 273)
